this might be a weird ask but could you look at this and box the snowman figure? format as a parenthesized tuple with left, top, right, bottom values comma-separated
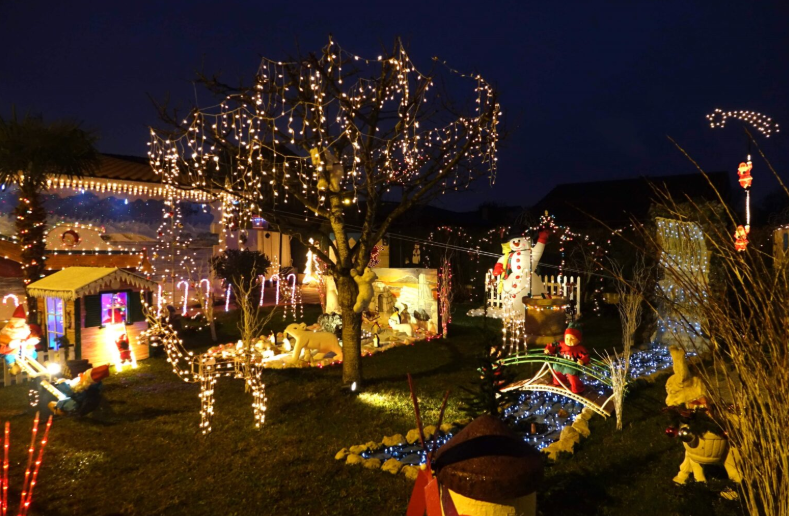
(492, 229, 549, 314)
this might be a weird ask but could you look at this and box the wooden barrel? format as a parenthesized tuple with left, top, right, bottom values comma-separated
(522, 297, 568, 345)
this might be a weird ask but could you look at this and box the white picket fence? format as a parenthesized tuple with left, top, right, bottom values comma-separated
(485, 271, 582, 316)
(1, 349, 67, 387)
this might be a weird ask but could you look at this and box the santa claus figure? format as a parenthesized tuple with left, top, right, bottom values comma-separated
(734, 225, 750, 252)
(492, 229, 549, 314)
(49, 365, 110, 416)
(103, 294, 127, 325)
(737, 161, 753, 189)
(115, 332, 134, 365)
(544, 322, 590, 394)
(0, 306, 39, 375)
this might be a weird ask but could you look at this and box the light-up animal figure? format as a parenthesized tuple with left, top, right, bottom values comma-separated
(141, 298, 268, 434)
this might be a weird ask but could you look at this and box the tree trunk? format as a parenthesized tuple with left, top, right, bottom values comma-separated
(16, 181, 46, 324)
(337, 273, 362, 387)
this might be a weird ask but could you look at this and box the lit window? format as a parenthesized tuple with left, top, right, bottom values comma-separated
(45, 297, 64, 350)
(101, 292, 128, 325)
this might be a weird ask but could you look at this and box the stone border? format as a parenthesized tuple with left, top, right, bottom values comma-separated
(335, 422, 460, 480)
(541, 406, 596, 461)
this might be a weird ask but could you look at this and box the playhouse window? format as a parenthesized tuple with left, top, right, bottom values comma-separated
(45, 297, 64, 350)
(100, 292, 129, 325)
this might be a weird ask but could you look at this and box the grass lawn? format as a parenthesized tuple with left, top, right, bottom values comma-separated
(0, 307, 742, 515)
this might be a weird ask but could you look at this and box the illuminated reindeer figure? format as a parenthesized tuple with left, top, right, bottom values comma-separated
(141, 276, 276, 434)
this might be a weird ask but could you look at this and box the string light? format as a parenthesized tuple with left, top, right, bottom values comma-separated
(706, 108, 779, 138)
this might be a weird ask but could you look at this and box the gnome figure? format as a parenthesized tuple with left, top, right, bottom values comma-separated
(49, 365, 111, 416)
(0, 306, 38, 375)
(544, 322, 590, 394)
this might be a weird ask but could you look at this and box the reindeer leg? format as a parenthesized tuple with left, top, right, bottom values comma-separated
(199, 376, 216, 434)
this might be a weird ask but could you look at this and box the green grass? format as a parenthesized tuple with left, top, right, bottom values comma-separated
(0, 308, 742, 515)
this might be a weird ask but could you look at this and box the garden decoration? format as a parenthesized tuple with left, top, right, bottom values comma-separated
(143, 307, 269, 434)
(351, 267, 377, 313)
(707, 108, 782, 252)
(0, 306, 70, 410)
(732, 157, 752, 252)
(405, 374, 450, 516)
(664, 346, 742, 491)
(0, 413, 53, 516)
(48, 365, 110, 416)
(543, 322, 590, 394)
(491, 228, 549, 314)
(522, 297, 569, 346)
(428, 415, 544, 516)
(500, 347, 615, 418)
(283, 323, 343, 365)
(0, 305, 39, 376)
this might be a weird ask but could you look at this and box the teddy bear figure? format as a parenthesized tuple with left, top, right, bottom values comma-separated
(351, 267, 377, 313)
(544, 322, 590, 394)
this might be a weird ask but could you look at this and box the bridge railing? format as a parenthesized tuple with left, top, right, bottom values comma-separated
(500, 349, 613, 387)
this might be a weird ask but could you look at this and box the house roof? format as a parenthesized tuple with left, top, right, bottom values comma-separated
(533, 172, 732, 227)
(94, 154, 159, 183)
(26, 267, 157, 300)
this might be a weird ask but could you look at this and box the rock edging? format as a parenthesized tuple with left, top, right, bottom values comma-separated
(336, 422, 459, 480)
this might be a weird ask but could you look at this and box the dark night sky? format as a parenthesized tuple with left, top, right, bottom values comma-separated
(2, 1, 788, 211)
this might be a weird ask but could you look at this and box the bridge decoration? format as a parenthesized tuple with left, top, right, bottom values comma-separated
(500, 350, 617, 418)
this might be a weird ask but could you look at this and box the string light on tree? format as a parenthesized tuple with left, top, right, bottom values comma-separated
(148, 37, 501, 387)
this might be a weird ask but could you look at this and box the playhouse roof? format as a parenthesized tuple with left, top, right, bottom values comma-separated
(26, 267, 157, 300)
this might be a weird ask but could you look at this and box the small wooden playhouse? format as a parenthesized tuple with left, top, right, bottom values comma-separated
(26, 267, 157, 366)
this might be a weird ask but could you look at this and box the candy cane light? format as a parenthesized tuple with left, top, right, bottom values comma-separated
(176, 281, 189, 316)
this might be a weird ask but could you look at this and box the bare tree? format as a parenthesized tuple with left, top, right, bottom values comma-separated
(606, 255, 653, 430)
(234, 276, 278, 354)
(149, 38, 500, 387)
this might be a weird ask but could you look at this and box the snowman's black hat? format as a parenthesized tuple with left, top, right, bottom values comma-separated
(504, 226, 537, 243)
(503, 226, 525, 242)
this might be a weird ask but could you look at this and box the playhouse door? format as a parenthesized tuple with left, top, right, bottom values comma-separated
(45, 297, 65, 349)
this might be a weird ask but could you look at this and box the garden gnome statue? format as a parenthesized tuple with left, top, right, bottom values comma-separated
(492, 228, 549, 314)
(430, 414, 543, 516)
(0, 305, 38, 376)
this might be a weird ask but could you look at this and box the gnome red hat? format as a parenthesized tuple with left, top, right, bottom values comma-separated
(11, 305, 26, 322)
(564, 322, 582, 343)
(28, 324, 43, 339)
(90, 364, 111, 383)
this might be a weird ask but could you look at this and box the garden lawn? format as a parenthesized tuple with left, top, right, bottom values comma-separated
(0, 308, 742, 515)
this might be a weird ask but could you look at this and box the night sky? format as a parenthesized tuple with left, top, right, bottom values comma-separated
(2, 1, 788, 211)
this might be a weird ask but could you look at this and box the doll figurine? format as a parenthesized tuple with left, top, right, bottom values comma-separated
(544, 322, 590, 394)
